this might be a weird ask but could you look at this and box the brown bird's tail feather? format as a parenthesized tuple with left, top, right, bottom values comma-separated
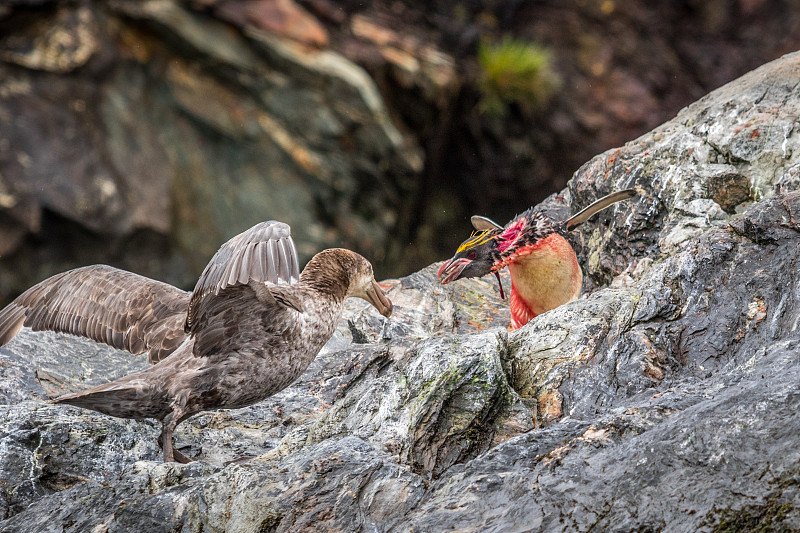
(51, 380, 169, 421)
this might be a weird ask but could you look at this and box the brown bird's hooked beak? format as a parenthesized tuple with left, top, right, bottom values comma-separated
(437, 257, 471, 284)
(365, 279, 393, 318)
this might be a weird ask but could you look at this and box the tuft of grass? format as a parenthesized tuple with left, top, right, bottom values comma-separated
(477, 37, 561, 118)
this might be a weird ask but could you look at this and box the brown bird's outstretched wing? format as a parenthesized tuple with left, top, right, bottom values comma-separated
(0, 265, 190, 363)
(185, 221, 301, 353)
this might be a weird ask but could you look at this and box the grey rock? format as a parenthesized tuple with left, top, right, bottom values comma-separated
(4, 51, 800, 532)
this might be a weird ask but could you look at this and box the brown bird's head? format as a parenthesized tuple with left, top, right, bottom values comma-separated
(306, 249, 393, 318)
(347, 252, 393, 318)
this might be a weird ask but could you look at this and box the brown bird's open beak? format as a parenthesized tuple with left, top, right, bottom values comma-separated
(365, 279, 393, 317)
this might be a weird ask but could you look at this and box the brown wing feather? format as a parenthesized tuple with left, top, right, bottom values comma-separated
(188, 284, 296, 358)
(0, 265, 190, 363)
(185, 221, 299, 333)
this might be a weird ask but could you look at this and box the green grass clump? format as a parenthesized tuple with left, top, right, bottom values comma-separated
(477, 37, 560, 118)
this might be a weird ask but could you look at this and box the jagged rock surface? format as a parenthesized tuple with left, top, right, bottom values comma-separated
(2, 52, 800, 532)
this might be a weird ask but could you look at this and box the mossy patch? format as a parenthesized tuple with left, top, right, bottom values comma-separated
(257, 514, 283, 533)
(706, 498, 794, 532)
(477, 37, 560, 118)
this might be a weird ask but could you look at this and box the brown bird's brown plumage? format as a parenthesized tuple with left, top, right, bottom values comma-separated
(0, 221, 392, 463)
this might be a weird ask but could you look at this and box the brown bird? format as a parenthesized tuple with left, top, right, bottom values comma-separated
(0, 221, 392, 463)
(438, 189, 636, 329)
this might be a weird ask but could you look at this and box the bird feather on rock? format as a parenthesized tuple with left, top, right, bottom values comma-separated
(0, 221, 392, 463)
(438, 189, 636, 329)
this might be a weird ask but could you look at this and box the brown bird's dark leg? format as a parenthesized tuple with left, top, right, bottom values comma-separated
(159, 412, 192, 463)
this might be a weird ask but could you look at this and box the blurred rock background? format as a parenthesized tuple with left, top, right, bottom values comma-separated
(1, 0, 799, 302)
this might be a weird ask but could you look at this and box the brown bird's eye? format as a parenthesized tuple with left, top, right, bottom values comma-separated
(468, 252, 476, 259)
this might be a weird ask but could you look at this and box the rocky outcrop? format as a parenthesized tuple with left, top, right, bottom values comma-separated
(2, 51, 800, 532)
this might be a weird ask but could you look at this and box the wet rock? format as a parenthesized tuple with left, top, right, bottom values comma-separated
(0, 6, 98, 73)
(212, 0, 329, 47)
(3, 51, 800, 532)
(307, 327, 516, 477)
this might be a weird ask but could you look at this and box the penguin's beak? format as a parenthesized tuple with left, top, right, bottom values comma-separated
(437, 258, 471, 284)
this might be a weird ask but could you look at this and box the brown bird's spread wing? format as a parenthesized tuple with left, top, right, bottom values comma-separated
(0, 265, 190, 363)
(185, 221, 301, 355)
